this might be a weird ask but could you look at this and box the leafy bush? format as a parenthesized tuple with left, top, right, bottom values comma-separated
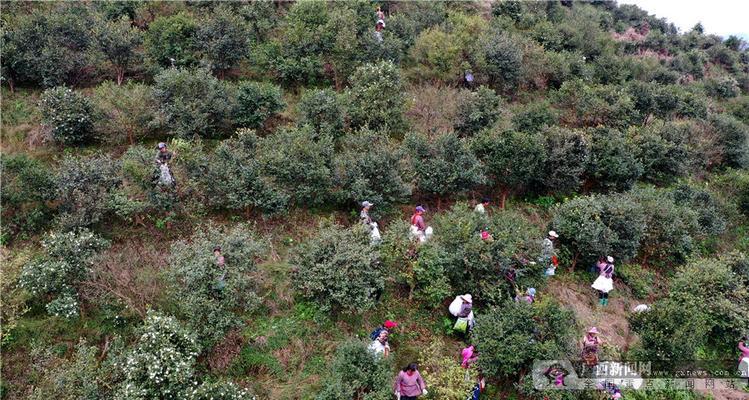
(153, 68, 233, 138)
(472, 129, 546, 203)
(291, 222, 382, 314)
(203, 130, 287, 214)
(672, 183, 727, 236)
(629, 186, 700, 266)
(94, 15, 143, 85)
(419, 339, 477, 400)
(709, 113, 749, 169)
(474, 299, 576, 379)
(40, 86, 96, 145)
(3, 5, 98, 87)
(19, 229, 109, 318)
(315, 339, 392, 400)
(511, 101, 557, 133)
(119, 311, 199, 399)
(298, 88, 346, 136)
(197, 5, 249, 78)
(540, 127, 590, 195)
(0, 154, 56, 241)
(234, 81, 285, 129)
(92, 81, 158, 144)
(407, 26, 462, 83)
(257, 126, 333, 206)
(704, 75, 740, 99)
(416, 203, 541, 305)
(482, 31, 523, 92)
(144, 13, 199, 69)
(630, 120, 691, 185)
(55, 155, 122, 229)
(346, 61, 407, 134)
(167, 224, 264, 347)
(551, 194, 645, 267)
(332, 128, 411, 210)
(403, 132, 485, 199)
(586, 127, 643, 192)
(28, 340, 119, 400)
(552, 80, 638, 129)
(616, 263, 656, 299)
(454, 86, 502, 136)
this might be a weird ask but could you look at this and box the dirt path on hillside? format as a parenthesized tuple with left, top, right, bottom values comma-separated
(546, 278, 639, 354)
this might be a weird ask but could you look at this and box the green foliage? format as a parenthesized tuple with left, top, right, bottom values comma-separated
(587, 127, 643, 191)
(291, 222, 382, 314)
(315, 339, 392, 400)
(0, 154, 56, 241)
(454, 86, 502, 136)
(404, 132, 485, 198)
(298, 88, 346, 136)
(93, 15, 143, 84)
(269, 0, 331, 85)
(168, 223, 264, 347)
(332, 128, 411, 210)
(28, 340, 117, 400)
(616, 263, 656, 299)
(672, 183, 727, 236)
(234, 81, 285, 130)
(257, 126, 333, 206)
(709, 113, 749, 169)
(704, 75, 740, 99)
(119, 311, 199, 399)
(55, 155, 123, 229)
(541, 127, 590, 195)
(407, 26, 462, 83)
(511, 101, 557, 133)
(3, 4, 98, 87)
(92, 81, 158, 144)
(474, 299, 576, 379)
(482, 30, 523, 92)
(418, 339, 477, 400)
(630, 120, 691, 185)
(346, 61, 407, 134)
(552, 193, 645, 266)
(473, 129, 546, 197)
(153, 68, 233, 138)
(203, 130, 287, 214)
(552, 79, 637, 129)
(40, 87, 96, 145)
(144, 13, 199, 69)
(197, 5, 249, 77)
(418, 203, 541, 305)
(19, 229, 109, 318)
(629, 186, 700, 266)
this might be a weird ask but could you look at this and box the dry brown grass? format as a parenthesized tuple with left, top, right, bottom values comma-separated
(80, 241, 169, 318)
(406, 84, 462, 137)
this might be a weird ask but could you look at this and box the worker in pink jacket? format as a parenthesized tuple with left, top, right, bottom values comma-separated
(739, 340, 749, 378)
(394, 363, 427, 400)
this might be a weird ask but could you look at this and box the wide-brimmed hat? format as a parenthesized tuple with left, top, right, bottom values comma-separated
(460, 294, 473, 303)
(607, 256, 614, 263)
(527, 287, 536, 297)
(415, 205, 426, 213)
(548, 230, 559, 238)
(157, 142, 167, 149)
(587, 327, 599, 334)
(362, 201, 374, 208)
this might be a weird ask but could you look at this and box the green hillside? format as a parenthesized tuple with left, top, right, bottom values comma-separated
(1, 1, 748, 399)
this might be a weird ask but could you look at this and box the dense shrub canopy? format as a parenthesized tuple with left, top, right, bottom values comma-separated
(152, 68, 233, 138)
(292, 222, 382, 314)
(40, 86, 97, 145)
(167, 224, 264, 347)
